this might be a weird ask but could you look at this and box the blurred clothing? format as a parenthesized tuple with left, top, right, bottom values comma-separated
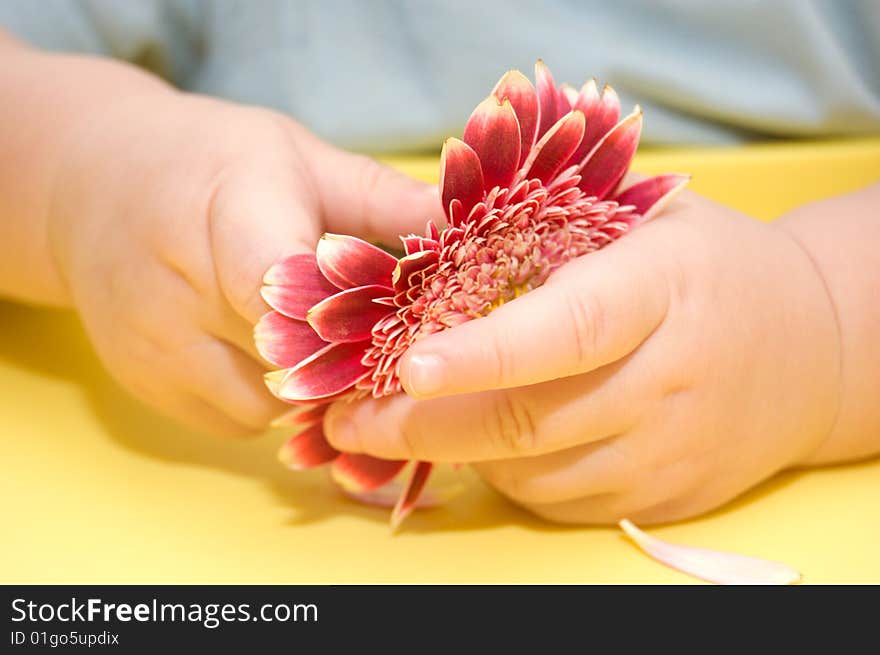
(2, 0, 879, 152)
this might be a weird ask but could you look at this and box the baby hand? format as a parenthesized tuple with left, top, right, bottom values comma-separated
(324, 189, 841, 523)
(49, 92, 441, 435)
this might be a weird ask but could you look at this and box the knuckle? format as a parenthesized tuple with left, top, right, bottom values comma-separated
(560, 285, 605, 371)
(484, 392, 539, 457)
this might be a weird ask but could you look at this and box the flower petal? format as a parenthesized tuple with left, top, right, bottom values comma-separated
(521, 110, 586, 184)
(463, 96, 521, 192)
(614, 173, 691, 221)
(567, 82, 621, 167)
(578, 107, 643, 199)
(254, 311, 328, 368)
(316, 233, 397, 290)
(278, 423, 339, 470)
(277, 341, 371, 401)
(535, 59, 560, 140)
(492, 69, 539, 166)
(307, 285, 394, 343)
(439, 138, 484, 224)
(263, 369, 288, 397)
(331, 454, 407, 492)
(261, 253, 339, 319)
(619, 519, 802, 585)
(390, 461, 433, 530)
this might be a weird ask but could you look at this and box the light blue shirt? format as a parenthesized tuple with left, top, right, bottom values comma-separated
(2, 0, 879, 152)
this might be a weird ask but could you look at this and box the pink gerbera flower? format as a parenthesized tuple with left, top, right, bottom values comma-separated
(255, 61, 688, 527)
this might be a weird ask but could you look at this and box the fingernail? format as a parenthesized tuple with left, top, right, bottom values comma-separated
(325, 409, 357, 451)
(404, 353, 446, 398)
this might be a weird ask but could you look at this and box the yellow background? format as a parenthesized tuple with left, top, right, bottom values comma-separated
(2, 139, 879, 583)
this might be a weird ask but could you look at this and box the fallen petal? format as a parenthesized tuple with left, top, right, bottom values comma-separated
(331, 454, 407, 492)
(578, 107, 643, 199)
(307, 285, 395, 343)
(614, 173, 690, 221)
(278, 423, 339, 470)
(261, 253, 339, 319)
(439, 138, 484, 223)
(278, 341, 371, 401)
(316, 233, 398, 290)
(254, 311, 328, 368)
(619, 519, 802, 585)
(463, 96, 521, 192)
(492, 69, 539, 165)
(391, 461, 434, 530)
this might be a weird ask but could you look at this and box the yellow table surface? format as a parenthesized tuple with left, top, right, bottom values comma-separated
(2, 138, 879, 584)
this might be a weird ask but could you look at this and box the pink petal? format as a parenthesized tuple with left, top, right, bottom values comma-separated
(567, 82, 621, 167)
(522, 110, 586, 184)
(263, 369, 288, 397)
(619, 519, 801, 585)
(261, 253, 339, 319)
(307, 285, 394, 343)
(254, 311, 328, 368)
(535, 60, 560, 140)
(315, 233, 397, 290)
(277, 341, 371, 401)
(492, 69, 539, 166)
(559, 83, 579, 107)
(278, 423, 339, 470)
(578, 107, 643, 199)
(271, 403, 329, 428)
(463, 96, 521, 192)
(331, 454, 407, 492)
(439, 138, 484, 223)
(614, 173, 690, 221)
(390, 461, 433, 530)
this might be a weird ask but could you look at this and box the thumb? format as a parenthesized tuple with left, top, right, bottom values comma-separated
(300, 135, 446, 245)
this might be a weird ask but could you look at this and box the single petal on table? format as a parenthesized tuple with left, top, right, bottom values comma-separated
(254, 311, 328, 368)
(307, 285, 394, 343)
(316, 233, 397, 290)
(619, 519, 802, 585)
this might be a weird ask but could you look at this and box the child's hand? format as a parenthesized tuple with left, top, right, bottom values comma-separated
(323, 189, 845, 523)
(48, 92, 440, 436)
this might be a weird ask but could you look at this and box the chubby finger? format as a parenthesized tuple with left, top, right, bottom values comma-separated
(472, 437, 633, 506)
(301, 135, 446, 244)
(324, 356, 648, 462)
(397, 228, 670, 399)
(208, 161, 321, 325)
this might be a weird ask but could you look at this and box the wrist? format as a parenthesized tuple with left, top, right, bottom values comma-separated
(777, 184, 880, 465)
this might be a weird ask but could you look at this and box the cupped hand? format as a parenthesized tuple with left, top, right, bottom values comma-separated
(49, 91, 441, 436)
(324, 189, 841, 524)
